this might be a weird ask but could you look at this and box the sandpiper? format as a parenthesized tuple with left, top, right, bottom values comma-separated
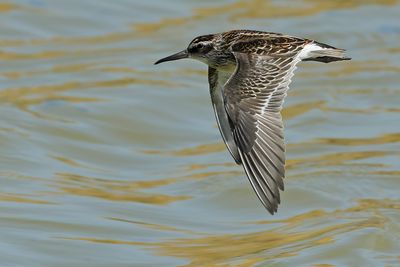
(155, 30, 350, 214)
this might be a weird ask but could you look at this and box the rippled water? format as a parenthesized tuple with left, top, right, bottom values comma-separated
(1, 1, 400, 266)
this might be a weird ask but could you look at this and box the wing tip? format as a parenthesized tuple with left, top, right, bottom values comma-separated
(266, 205, 278, 215)
(265, 199, 280, 214)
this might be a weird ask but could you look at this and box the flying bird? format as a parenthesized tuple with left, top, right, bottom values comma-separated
(155, 30, 350, 214)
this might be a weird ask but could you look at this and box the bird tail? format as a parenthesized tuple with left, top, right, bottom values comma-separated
(302, 41, 351, 63)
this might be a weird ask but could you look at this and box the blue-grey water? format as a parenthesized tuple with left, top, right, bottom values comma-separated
(0, 1, 400, 266)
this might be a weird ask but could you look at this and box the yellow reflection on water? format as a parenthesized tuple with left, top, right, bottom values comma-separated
(51, 155, 112, 173)
(387, 47, 400, 53)
(369, 170, 400, 176)
(1, 0, 396, 49)
(0, 47, 143, 61)
(287, 150, 393, 169)
(143, 143, 226, 157)
(2, 63, 97, 79)
(144, 138, 397, 173)
(54, 170, 240, 205)
(0, 76, 176, 117)
(0, 50, 65, 60)
(0, 30, 137, 47)
(193, 0, 397, 21)
(0, 192, 52, 204)
(323, 60, 400, 77)
(107, 217, 202, 235)
(315, 133, 400, 146)
(282, 101, 326, 120)
(0, 3, 19, 12)
(134, 0, 397, 38)
(185, 162, 236, 171)
(55, 173, 190, 205)
(51, 156, 84, 168)
(65, 198, 398, 266)
(165, 199, 388, 266)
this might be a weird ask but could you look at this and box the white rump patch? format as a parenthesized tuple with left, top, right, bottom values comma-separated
(297, 43, 324, 60)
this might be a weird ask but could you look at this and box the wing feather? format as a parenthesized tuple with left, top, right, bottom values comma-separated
(208, 67, 241, 163)
(223, 50, 303, 214)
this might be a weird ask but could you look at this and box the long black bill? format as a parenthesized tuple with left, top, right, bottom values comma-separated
(154, 50, 188, 65)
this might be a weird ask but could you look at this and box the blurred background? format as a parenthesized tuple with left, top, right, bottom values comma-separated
(0, 1, 399, 266)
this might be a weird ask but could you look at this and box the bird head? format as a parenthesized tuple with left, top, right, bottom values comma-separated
(155, 34, 216, 65)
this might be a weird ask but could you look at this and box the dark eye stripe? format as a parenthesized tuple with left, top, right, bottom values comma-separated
(189, 43, 212, 53)
(189, 44, 203, 52)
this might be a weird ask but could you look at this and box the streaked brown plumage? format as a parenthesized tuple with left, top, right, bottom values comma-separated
(155, 30, 350, 214)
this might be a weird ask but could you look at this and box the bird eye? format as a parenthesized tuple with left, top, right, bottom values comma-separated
(188, 42, 212, 54)
(188, 43, 203, 53)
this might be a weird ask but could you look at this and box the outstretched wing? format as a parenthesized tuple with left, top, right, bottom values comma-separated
(224, 50, 303, 214)
(208, 67, 241, 164)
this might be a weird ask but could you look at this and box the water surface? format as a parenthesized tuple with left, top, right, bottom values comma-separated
(1, 1, 400, 266)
